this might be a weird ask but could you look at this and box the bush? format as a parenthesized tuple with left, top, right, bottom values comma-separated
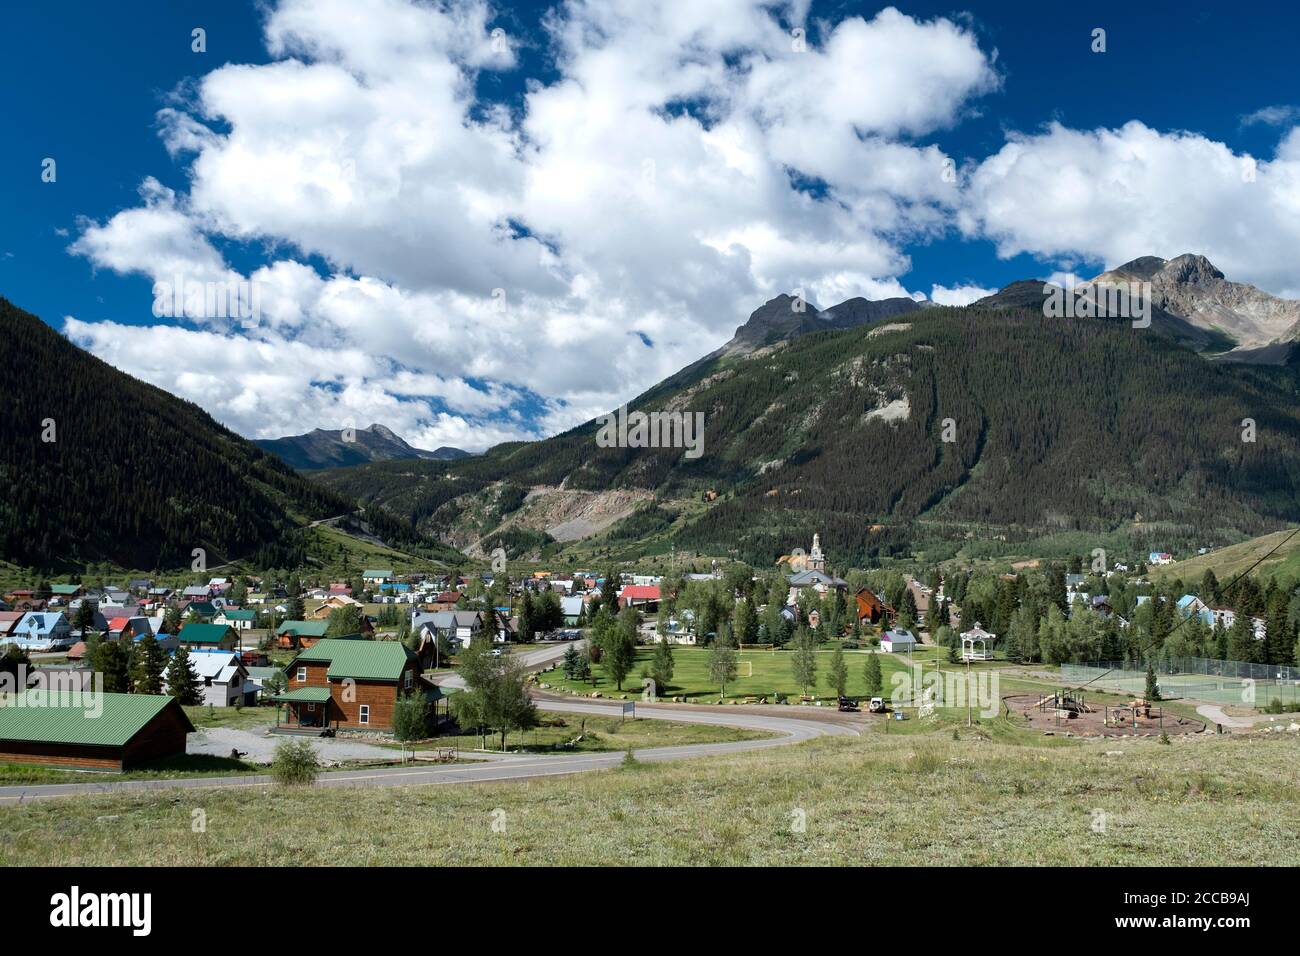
(842, 640, 859, 650)
(271, 739, 320, 786)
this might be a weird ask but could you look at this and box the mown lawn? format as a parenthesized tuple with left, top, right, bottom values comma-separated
(539, 645, 919, 701)
(2, 731, 1296, 865)
(184, 704, 278, 730)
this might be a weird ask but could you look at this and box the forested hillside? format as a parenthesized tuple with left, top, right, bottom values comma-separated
(317, 301, 1300, 565)
(0, 298, 356, 570)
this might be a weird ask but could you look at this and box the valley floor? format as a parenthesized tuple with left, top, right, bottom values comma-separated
(1, 729, 1295, 866)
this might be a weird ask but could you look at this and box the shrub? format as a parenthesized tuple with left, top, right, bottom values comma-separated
(271, 738, 320, 786)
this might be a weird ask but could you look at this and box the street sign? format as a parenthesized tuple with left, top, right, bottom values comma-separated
(621, 701, 635, 719)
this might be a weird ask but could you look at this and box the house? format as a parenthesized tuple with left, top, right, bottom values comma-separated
(618, 585, 661, 613)
(134, 631, 180, 654)
(412, 610, 484, 649)
(180, 650, 255, 707)
(276, 620, 330, 649)
(1177, 595, 1213, 625)
(12, 612, 73, 651)
(0, 692, 194, 773)
(307, 594, 363, 619)
(960, 623, 996, 661)
(245, 665, 282, 700)
(1148, 552, 1175, 566)
(362, 569, 394, 586)
(561, 595, 586, 626)
(273, 638, 432, 731)
(853, 589, 892, 625)
(786, 569, 848, 594)
(181, 600, 218, 620)
(0, 611, 24, 638)
(654, 614, 698, 645)
(429, 591, 461, 611)
(182, 585, 213, 600)
(214, 608, 257, 631)
(48, 583, 83, 603)
(177, 622, 238, 651)
(106, 616, 152, 641)
(880, 628, 917, 653)
(65, 641, 89, 663)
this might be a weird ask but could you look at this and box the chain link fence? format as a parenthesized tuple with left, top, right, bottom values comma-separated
(1062, 658, 1300, 711)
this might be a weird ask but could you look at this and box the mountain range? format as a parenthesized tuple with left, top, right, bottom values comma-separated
(5, 251, 1299, 571)
(254, 424, 470, 471)
(311, 253, 1300, 565)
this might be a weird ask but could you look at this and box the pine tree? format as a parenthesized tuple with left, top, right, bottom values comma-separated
(1144, 661, 1161, 702)
(650, 638, 675, 692)
(707, 634, 738, 699)
(93, 639, 130, 693)
(287, 578, 305, 621)
(791, 627, 818, 696)
(129, 633, 166, 695)
(826, 645, 848, 697)
(165, 647, 203, 705)
(863, 653, 882, 696)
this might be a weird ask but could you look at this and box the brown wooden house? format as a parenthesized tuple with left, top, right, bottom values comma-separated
(853, 588, 893, 625)
(0, 692, 194, 773)
(272, 638, 437, 732)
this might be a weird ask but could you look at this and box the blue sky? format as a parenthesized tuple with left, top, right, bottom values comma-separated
(3, 0, 1299, 450)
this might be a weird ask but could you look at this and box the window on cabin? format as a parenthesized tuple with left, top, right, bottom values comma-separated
(296, 667, 306, 683)
(359, 704, 370, 725)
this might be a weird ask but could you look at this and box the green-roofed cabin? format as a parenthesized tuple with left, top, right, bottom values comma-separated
(0, 692, 195, 772)
(275, 619, 330, 650)
(177, 622, 238, 651)
(273, 638, 439, 732)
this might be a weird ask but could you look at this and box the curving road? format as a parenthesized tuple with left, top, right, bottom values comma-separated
(0, 643, 856, 804)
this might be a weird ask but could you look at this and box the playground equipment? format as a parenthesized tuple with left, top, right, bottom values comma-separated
(1036, 689, 1093, 719)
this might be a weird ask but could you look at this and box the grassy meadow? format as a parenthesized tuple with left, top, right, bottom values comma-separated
(2, 730, 1296, 866)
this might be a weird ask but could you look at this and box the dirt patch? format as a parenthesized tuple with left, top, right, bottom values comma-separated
(1003, 694, 1205, 737)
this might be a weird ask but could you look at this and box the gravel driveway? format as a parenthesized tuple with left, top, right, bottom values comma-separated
(187, 727, 398, 764)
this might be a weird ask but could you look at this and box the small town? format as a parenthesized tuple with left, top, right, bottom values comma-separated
(2, 0, 1293, 928)
(1, 534, 1295, 779)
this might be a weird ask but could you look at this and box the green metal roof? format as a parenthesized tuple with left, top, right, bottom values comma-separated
(362, 569, 393, 578)
(179, 623, 235, 644)
(272, 687, 332, 703)
(287, 638, 414, 681)
(0, 693, 193, 747)
(221, 609, 256, 621)
(50, 584, 82, 595)
(246, 666, 281, 680)
(276, 620, 328, 637)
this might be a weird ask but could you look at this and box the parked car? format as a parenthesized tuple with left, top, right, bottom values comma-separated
(837, 696, 859, 712)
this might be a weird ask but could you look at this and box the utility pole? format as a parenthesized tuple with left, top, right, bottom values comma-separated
(966, 654, 972, 728)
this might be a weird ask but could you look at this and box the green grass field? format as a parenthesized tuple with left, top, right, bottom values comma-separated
(541, 643, 957, 702)
(2, 731, 1296, 865)
(1149, 529, 1300, 585)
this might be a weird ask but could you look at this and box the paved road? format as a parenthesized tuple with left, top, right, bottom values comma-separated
(0, 691, 854, 804)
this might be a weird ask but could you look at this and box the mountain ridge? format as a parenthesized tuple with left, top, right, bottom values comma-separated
(255, 424, 471, 471)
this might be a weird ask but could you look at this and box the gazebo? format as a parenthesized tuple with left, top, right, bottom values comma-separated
(960, 623, 996, 661)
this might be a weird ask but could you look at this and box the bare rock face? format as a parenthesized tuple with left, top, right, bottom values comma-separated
(1092, 253, 1300, 351)
(723, 293, 922, 355)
